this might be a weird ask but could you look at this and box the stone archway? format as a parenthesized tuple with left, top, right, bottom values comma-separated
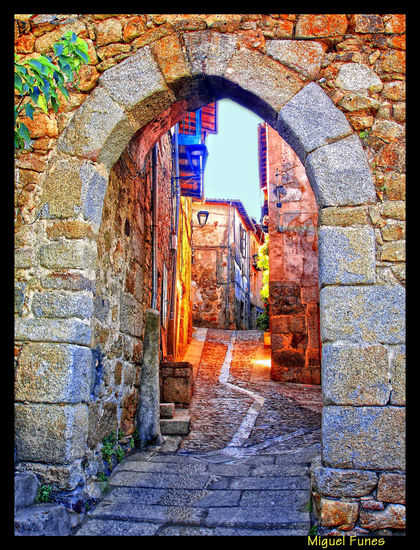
(15, 29, 405, 530)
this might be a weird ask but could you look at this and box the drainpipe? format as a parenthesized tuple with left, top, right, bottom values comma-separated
(151, 143, 158, 310)
(225, 201, 231, 329)
(169, 125, 181, 353)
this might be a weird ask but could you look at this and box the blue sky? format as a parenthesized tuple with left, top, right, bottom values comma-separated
(203, 98, 263, 221)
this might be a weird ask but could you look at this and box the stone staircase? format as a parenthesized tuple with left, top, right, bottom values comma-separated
(159, 403, 191, 436)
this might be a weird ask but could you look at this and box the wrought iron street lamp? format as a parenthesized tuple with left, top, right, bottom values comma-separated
(197, 210, 209, 227)
(185, 144, 208, 177)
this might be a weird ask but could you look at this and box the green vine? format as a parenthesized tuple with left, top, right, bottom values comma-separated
(35, 484, 53, 503)
(256, 236, 270, 331)
(14, 30, 89, 150)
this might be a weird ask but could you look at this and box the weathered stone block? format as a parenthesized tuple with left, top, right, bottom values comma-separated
(79, 161, 108, 226)
(120, 291, 143, 338)
(160, 361, 194, 405)
(269, 282, 304, 315)
(16, 460, 85, 492)
(32, 291, 93, 319)
(311, 456, 378, 498)
(41, 272, 95, 292)
(57, 86, 135, 171)
(377, 473, 405, 504)
(320, 285, 405, 344)
(390, 345, 405, 405)
(87, 401, 118, 450)
(318, 227, 376, 285)
(40, 155, 84, 219)
(267, 40, 325, 79)
(162, 377, 191, 405)
(276, 83, 352, 164)
(380, 240, 406, 262)
(319, 206, 368, 227)
(320, 498, 359, 528)
(322, 343, 390, 405)
(305, 134, 376, 207)
(14, 472, 40, 511)
(98, 46, 175, 129)
(15, 343, 91, 403)
(336, 63, 383, 93)
(14, 502, 83, 536)
(183, 31, 237, 78)
(223, 47, 305, 125)
(40, 240, 97, 271)
(15, 248, 34, 269)
(322, 406, 405, 471)
(295, 14, 348, 39)
(359, 504, 405, 530)
(151, 34, 190, 85)
(15, 403, 88, 464)
(15, 318, 91, 346)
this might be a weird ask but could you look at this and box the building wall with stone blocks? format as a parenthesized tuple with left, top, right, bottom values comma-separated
(191, 201, 234, 329)
(191, 200, 261, 330)
(264, 123, 320, 384)
(14, 14, 405, 533)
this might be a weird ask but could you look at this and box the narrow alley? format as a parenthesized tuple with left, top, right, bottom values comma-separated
(75, 328, 322, 536)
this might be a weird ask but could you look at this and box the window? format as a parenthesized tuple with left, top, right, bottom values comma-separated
(240, 225, 247, 258)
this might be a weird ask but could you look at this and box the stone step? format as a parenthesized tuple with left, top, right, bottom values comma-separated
(160, 408, 191, 436)
(160, 402, 175, 419)
(14, 472, 39, 511)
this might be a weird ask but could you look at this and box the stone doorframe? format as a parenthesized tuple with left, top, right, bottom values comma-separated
(15, 32, 405, 498)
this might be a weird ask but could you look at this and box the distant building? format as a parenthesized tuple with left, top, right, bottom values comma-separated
(191, 199, 264, 330)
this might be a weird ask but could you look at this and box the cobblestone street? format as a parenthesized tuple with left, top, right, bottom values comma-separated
(75, 328, 322, 536)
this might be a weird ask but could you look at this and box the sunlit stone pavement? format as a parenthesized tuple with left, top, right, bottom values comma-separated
(75, 328, 322, 536)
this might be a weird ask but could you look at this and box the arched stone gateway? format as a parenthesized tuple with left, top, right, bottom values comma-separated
(15, 23, 405, 534)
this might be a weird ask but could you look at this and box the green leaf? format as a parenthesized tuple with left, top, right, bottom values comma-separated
(37, 56, 59, 75)
(27, 59, 45, 74)
(74, 49, 89, 64)
(50, 96, 60, 113)
(37, 94, 48, 114)
(29, 86, 40, 104)
(61, 64, 74, 82)
(40, 78, 50, 102)
(53, 43, 64, 57)
(14, 73, 23, 94)
(24, 103, 35, 119)
(57, 82, 70, 101)
(76, 37, 89, 54)
(18, 122, 31, 143)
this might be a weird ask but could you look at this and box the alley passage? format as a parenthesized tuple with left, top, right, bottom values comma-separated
(75, 329, 322, 536)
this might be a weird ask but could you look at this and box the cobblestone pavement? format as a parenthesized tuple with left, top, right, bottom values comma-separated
(75, 328, 322, 536)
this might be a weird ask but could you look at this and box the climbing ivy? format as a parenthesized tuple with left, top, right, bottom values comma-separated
(256, 235, 270, 331)
(257, 235, 269, 302)
(14, 30, 89, 150)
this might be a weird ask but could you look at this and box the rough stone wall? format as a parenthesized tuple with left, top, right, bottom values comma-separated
(14, 119, 174, 496)
(14, 14, 405, 533)
(266, 124, 320, 384)
(88, 128, 173, 450)
(191, 202, 231, 329)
